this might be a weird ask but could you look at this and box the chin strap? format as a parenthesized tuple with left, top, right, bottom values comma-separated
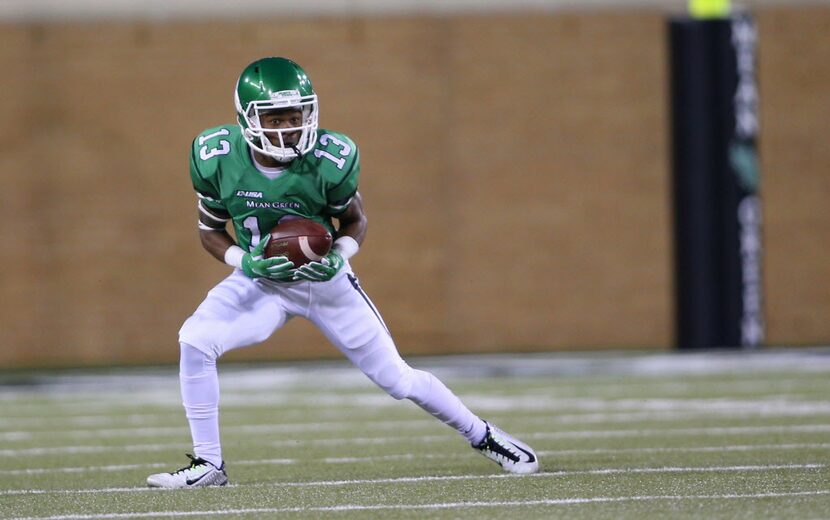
(245, 128, 303, 162)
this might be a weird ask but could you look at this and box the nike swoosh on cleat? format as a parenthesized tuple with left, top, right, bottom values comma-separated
(514, 445, 536, 463)
(185, 472, 211, 486)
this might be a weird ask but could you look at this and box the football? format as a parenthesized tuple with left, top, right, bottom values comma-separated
(265, 218, 332, 266)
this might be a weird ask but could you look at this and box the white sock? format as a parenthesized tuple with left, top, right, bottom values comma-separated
(407, 369, 488, 446)
(179, 343, 223, 468)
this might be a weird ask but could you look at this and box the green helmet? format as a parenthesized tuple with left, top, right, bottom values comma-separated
(234, 57, 319, 162)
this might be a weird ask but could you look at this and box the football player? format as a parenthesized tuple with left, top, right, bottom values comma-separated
(146, 57, 539, 488)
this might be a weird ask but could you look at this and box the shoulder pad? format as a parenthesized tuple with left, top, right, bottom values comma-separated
(191, 125, 244, 177)
(190, 125, 245, 203)
(310, 129, 361, 207)
(311, 130, 359, 176)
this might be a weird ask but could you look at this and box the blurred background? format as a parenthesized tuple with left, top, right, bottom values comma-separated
(0, 0, 827, 368)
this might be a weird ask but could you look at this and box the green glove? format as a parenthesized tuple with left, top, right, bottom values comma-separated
(294, 250, 344, 282)
(241, 234, 296, 280)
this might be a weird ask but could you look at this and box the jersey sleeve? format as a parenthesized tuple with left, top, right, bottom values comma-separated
(189, 135, 230, 221)
(322, 133, 361, 215)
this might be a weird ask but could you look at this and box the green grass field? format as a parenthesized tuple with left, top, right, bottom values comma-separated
(2, 349, 829, 519)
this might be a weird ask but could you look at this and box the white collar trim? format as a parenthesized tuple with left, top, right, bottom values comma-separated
(250, 149, 287, 179)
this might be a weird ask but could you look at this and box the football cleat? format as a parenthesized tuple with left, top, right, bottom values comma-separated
(146, 453, 228, 489)
(473, 421, 539, 474)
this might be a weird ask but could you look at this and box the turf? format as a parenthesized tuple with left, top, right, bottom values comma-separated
(1, 349, 829, 519)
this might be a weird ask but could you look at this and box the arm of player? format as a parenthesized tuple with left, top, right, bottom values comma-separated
(294, 191, 367, 282)
(197, 208, 295, 280)
(335, 191, 367, 247)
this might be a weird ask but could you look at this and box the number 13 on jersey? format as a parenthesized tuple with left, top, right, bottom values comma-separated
(313, 134, 350, 170)
(199, 128, 231, 160)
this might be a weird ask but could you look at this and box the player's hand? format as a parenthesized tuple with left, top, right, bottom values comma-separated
(294, 250, 344, 282)
(241, 234, 296, 280)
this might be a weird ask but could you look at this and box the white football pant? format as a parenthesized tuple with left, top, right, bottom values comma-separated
(177, 266, 486, 467)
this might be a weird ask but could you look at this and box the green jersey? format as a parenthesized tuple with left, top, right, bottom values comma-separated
(190, 125, 359, 251)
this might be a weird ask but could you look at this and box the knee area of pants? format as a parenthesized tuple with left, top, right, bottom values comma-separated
(178, 317, 222, 358)
(179, 343, 217, 375)
(378, 364, 414, 400)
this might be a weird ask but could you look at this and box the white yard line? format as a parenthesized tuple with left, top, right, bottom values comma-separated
(3, 423, 830, 457)
(5, 399, 830, 441)
(0, 463, 171, 476)
(3, 383, 829, 411)
(524, 423, 830, 440)
(0, 413, 185, 429)
(0, 408, 369, 428)
(11, 489, 829, 519)
(0, 443, 191, 457)
(255, 464, 827, 488)
(10, 491, 830, 519)
(2, 466, 825, 498)
(3, 443, 828, 476)
(10, 490, 830, 519)
(3, 347, 829, 403)
(0, 419, 436, 442)
(541, 442, 830, 456)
